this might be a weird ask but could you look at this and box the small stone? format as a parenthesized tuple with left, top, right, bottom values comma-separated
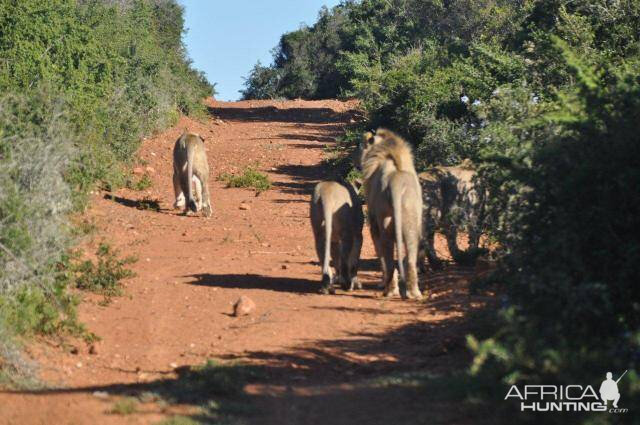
(76, 362, 83, 368)
(169, 362, 178, 369)
(233, 296, 256, 317)
(281, 264, 288, 270)
(133, 167, 144, 175)
(239, 203, 250, 210)
(89, 345, 98, 355)
(70, 346, 79, 355)
(93, 391, 109, 399)
(145, 166, 155, 173)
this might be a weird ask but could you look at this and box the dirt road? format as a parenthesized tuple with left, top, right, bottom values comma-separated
(0, 99, 491, 425)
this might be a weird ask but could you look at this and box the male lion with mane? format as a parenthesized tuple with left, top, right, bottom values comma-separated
(360, 129, 423, 299)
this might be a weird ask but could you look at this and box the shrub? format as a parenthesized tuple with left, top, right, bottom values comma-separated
(470, 40, 640, 398)
(126, 174, 153, 191)
(0, 91, 81, 349)
(219, 168, 271, 194)
(250, 2, 640, 422)
(0, 0, 214, 203)
(74, 243, 136, 296)
(110, 397, 138, 415)
(0, 0, 212, 384)
(0, 92, 73, 294)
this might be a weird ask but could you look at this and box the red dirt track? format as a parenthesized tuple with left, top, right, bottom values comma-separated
(0, 99, 490, 425)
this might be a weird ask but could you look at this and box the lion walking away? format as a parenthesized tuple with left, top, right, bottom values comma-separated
(172, 132, 213, 217)
(310, 180, 364, 294)
(360, 129, 423, 299)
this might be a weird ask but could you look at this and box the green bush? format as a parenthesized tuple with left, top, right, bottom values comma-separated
(0, 91, 82, 350)
(0, 0, 213, 202)
(250, 2, 640, 422)
(219, 167, 271, 194)
(126, 174, 153, 191)
(0, 0, 213, 384)
(241, 5, 349, 100)
(470, 41, 640, 407)
(74, 243, 136, 296)
(110, 397, 138, 415)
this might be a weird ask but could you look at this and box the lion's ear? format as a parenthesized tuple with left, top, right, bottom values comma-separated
(373, 128, 390, 144)
(363, 131, 375, 146)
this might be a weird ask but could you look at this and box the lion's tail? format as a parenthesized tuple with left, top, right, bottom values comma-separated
(391, 179, 407, 287)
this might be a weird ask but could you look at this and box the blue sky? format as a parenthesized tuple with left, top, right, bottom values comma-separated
(178, 0, 342, 101)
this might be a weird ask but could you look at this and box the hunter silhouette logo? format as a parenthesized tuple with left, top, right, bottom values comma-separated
(599, 370, 626, 409)
(504, 370, 630, 413)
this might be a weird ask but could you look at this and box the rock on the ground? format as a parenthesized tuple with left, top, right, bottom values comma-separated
(233, 296, 256, 317)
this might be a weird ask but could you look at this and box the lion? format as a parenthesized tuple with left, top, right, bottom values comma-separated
(360, 129, 423, 299)
(172, 132, 212, 217)
(310, 180, 364, 294)
(418, 159, 486, 269)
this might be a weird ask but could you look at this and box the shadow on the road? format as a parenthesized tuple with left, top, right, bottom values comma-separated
(104, 194, 164, 213)
(270, 199, 309, 204)
(288, 143, 327, 150)
(5, 105, 505, 424)
(270, 163, 328, 196)
(251, 134, 336, 145)
(208, 105, 358, 125)
(184, 273, 318, 294)
(277, 133, 336, 143)
(5, 268, 501, 425)
(104, 194, 139, 208)
(309, 305, 412, 316)
(272, 181, 314, 196)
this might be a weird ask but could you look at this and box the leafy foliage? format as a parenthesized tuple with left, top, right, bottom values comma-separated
(73, 243, 136, 296)
(219, 167, 271, 194)
(248, 1, 640, 421)
(110, 397, 139, 415)
(0, 0, 212, 383)
(473, 39, 640, 388)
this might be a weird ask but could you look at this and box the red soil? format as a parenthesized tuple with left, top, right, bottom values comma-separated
(0, 99, 491, 425)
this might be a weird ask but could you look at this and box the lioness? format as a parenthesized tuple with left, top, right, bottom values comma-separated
(418, 159, 486, 268)
(310, 180, 364, 294)
(172, 132, 212, 217)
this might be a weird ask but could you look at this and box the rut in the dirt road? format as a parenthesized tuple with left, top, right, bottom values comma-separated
(0, 99, 492, 425)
